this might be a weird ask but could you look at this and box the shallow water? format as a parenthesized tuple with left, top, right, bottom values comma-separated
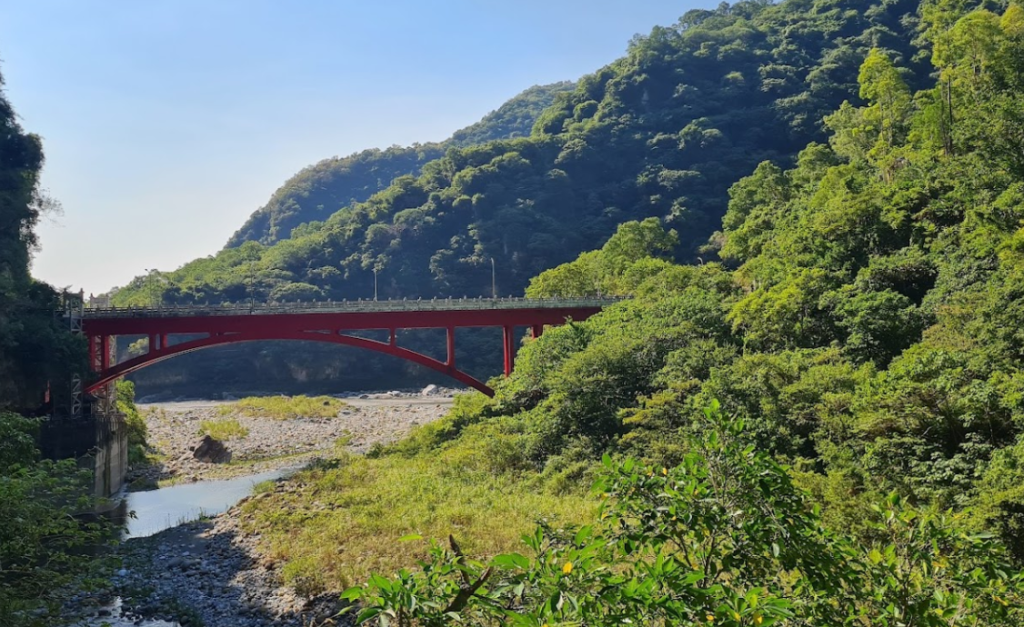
(121, 467, 293, 537)
(72, 468, 296, 626)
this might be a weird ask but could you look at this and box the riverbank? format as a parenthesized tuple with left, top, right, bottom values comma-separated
(69, 392, 453, 627)
(128, 392, 453, 489)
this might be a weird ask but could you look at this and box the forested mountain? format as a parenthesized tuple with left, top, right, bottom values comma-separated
(225, 81, 574, 248)
(115, 0, 930, 310)
(245, 5, 1024, 620)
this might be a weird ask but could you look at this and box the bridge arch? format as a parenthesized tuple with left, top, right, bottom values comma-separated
(84, 330, 492, 396)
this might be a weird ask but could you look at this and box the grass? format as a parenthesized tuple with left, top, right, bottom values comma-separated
(198, 418, 249, 440)
(219, 395, 347, 420)
(238, 451, 597, 595)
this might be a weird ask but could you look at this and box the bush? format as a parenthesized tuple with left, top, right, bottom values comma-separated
(0, 412, 119, 624)
(344, 405, 1024, 626)
(198, 418, 249, 440)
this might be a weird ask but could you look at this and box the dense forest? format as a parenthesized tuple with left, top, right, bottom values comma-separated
(116, 0, 935, 308)
(225, 81, 574, 248)
(111, 0, 945, 396)
(238, 2, 1024, 622)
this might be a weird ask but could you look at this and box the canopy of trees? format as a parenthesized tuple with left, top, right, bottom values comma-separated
(225, 81, 575, 248)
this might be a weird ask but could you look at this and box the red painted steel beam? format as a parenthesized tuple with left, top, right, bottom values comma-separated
(84, 330, 494, 397)
(80, 307, 602, 337)
(81, 305, 606, 398)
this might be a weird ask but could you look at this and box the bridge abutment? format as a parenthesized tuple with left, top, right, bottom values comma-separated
(40, 404, 128, 500)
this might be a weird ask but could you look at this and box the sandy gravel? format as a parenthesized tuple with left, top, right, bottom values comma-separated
(128, 394, 453, 488)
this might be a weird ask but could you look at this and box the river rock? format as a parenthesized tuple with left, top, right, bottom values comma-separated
(192, 435, 232, 464)
(421, 384, 438, 396)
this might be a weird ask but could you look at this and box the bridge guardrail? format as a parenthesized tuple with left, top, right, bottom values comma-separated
(81, 297, 624, 319)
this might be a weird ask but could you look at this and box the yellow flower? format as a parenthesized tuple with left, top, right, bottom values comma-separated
(662, 467, 668, 475)
(733, 611, 741, 621)
(562, 562, 573, 575)
(706, 613, 715, 622)
(754, 614, 763, 625)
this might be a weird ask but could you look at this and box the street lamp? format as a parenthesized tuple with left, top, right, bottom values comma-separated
(373, 267, 379, 301)
(490, 257, 496, 299)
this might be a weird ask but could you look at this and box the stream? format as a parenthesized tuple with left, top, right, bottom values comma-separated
(120, 467, 293, 538)
(73, 468, 296, 627)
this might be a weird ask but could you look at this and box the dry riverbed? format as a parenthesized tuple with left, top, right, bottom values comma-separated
(128, 393, 453, 489)
(72, 391, 454, 627)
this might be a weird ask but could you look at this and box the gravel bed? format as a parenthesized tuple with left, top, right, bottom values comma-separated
(69, 392, 454, 626)
(128, 391, 453, 487)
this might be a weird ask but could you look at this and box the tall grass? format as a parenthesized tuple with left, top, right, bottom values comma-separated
(219, 395, 347, 420)
(238, 451, 597, 595)
(198, 418, 249, 440)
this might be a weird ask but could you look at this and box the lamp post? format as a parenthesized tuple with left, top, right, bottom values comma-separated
(373, 267, 379, 301)
(490, 257, 496, 299)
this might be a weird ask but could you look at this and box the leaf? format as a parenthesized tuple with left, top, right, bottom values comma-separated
(398, 533, 424, 542)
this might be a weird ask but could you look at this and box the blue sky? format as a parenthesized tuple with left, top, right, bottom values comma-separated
(1, 0, 706, 295)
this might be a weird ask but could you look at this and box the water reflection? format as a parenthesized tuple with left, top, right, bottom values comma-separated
(118, 467, 294, 537)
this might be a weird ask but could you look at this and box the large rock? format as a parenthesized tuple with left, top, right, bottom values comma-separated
(421, 384, 439, 396)
(192, 435, 232, 464)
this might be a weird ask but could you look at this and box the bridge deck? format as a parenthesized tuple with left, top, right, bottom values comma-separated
(82, 297, 620, 319)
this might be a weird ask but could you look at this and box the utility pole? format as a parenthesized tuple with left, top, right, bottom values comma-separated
(248, 264, 255, 313)
(491, 257, 496, 299)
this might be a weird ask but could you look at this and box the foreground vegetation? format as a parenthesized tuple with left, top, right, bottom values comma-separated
(0, 413, 117, 622)
(238, 3, 1024, 624)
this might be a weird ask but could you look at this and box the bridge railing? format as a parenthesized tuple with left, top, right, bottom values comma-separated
(81, 296, 624, 319)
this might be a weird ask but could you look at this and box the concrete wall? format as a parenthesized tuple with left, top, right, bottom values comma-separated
(40, 409, 128, 499)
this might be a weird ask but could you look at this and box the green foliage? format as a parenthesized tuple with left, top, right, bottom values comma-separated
(115, 380, 150, 464)
(198, 418, 249, 440)
(219, 395, 347, 420)
(344, 408, 1024, 626)
(237, 451, 595, 594)
(225, 81, 573, 249)
(0, 413, 118, 625)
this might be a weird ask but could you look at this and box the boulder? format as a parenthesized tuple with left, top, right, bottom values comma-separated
(421, 384, 439, 396)
(192, 435, 232, 464)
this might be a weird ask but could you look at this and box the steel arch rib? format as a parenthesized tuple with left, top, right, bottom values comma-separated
(84, 331, 494, 396)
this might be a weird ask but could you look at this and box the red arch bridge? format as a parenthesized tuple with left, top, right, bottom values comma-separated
(81, 297, 617, 397)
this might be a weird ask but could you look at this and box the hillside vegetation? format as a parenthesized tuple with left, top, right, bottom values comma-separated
(239, 2, 1024, 624)
(225, 81, 575, 248)
(115, 0, 927, 308)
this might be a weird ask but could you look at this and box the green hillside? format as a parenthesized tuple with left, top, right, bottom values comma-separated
(224, 81, 574, 248)
(114, 0, 928, 309)
(241, 4, 1024, 621)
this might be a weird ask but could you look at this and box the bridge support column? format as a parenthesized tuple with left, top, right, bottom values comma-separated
(446, 327, 455, 367)
(532, 324, 544, 339)
(502, 325, 515, 376)
(148, 334, 158, 353)
(161, 334, 168, 351)
(101, 335, 110, 371)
